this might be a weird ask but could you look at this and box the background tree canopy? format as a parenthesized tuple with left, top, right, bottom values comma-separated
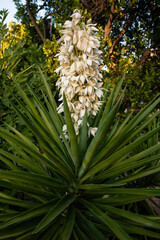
(11, 0, 160, 110)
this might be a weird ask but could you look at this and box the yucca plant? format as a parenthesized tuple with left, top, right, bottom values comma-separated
(0, 69, 160, 239)
(1, 10, 160, 240)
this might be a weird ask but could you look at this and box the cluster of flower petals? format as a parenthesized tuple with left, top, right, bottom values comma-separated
(55, 9, 103, 136)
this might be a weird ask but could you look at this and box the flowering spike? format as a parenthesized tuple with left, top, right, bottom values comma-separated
(55, 10, 103, 136)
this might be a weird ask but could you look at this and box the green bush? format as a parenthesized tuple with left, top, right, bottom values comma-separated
(0, 10, 48, 152)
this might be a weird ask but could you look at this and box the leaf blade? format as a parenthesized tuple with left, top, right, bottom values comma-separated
(34, 194, 76, 234)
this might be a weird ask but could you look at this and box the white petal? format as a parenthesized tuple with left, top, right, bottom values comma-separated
(70, 63, 75, 72)
(64, 20, 72, 28)
(85, 101, 90, 107)
(57, 106, 64, 114)
(63, 79, 69, 86)
(96, 89, 103, 98)
(87, 47, 92, 53)
(73, 114, 79, 122)
(78, 30, 84, 38)
(84, 88, 88, 95)
(83, 54, 87, 61)
(77, 39, 83, 50)
(75, 86, 81, 93)
(79, 96, 84, 103)
(71, 12, 81, 24)
(55, 66, 62, 73)
(66, 86, 73, 94)
(74, 124, 79, 135)
(87, 59, 92, 66)
(78, 119, 82, 126)
(63, 125, 67, 131)
(87, 19, 92, 24)
(73, 31, 78, 44)
(80, 109, 85, 118)
(64, 35, 72, 42)
(74, 12, 81, 19)
(76, 12, 81, 18)
(91, 26, 98, 31)
(96, 82, 103, 88)
(68, 45, 74, 52)
(88, 86, 92, 94)
(92, 110, 97, 116)
(57, 36, 64, 43)
(80, 75, 85, 84)
(76, 103, 82, 110)
(91, 127, 98, 136)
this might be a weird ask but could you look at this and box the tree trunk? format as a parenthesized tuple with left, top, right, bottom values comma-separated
(109, 16, 132, 56)
(26, 0, 46, 42)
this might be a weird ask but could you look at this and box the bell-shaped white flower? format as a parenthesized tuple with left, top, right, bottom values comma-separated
(89, 127, 98, 137)
(63, 20, 73, 28)
(71, 11, 81, 25)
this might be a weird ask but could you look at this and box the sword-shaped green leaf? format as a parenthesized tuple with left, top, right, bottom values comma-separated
(78, 109, 88, 163)
(63, 93, 79, 171)
(60, 205, 75, 240)
(78, 91, 124, 179)
(81, 199, 132, 240)
(34, 194, 76, 234)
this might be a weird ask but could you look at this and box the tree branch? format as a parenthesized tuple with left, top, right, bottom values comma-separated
(135, 47, 153, 73)
(42, 19, 46, 40)
(26, 0, 46, 42)
(80, 0, 107, 21)
(43, 9, 60, 20)
(109, 13, 133, 56)
(104, 0, 117, 40)
(105, 2, 137, 56)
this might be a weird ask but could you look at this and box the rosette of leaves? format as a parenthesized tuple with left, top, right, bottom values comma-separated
(0, 70, 160, 240)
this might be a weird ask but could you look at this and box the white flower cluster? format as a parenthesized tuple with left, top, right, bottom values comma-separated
(55, 10, 103, 136)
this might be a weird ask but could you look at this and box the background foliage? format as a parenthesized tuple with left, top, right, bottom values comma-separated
(11, 0, 160, 107)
